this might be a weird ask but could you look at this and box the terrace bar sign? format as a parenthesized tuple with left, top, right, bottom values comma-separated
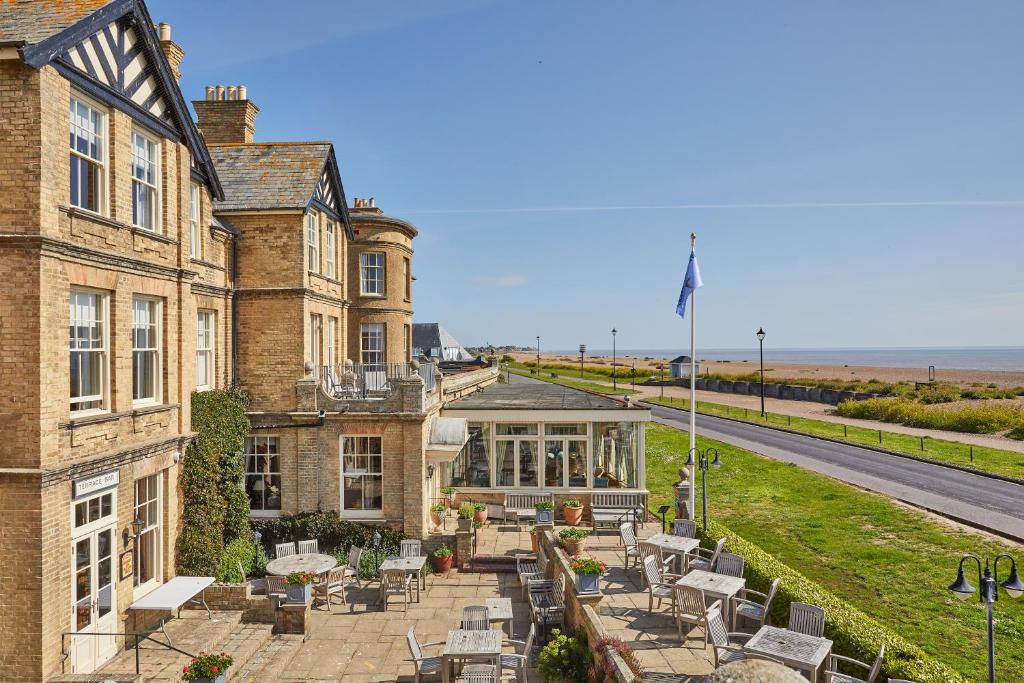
(73, 469, 119, 499)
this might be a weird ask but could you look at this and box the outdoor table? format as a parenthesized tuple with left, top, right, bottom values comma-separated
(745, 625, 833, 682)
(645, 533, 700, 573)
(441, 629, 503, 683)
(127, 576, 214, 645)
(485, 597, 514, 638)
(674, 569, 746, 625)
(265, 553, 337, 577)
(379, 555, 428, 601)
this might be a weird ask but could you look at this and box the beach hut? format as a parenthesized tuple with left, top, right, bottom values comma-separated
(669, 355, 700, 379)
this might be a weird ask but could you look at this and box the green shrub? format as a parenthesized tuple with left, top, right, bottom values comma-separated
(216, 537, 257, 583)
(558, 527, 589, 540)
(537, 628, 591, 683)
(251, 511, 404, 561)
(193, 389, 252, 545)
(694, 520, 966, 682)
(458, 503, 475, 519)
(837, 397, 1024, 435)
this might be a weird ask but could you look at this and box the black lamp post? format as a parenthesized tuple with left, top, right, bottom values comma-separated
(756, 327, 766, 417)
(536, 336, 541, 374)
(685, 447, 721, 533)
(371, 529, 383, 577)
(630, 360, 637, 390)
(948, 553, 1023, 682)
(579, 344, 586, 378)
(611, 328, 618, 390)
(659, 364, 665, 399)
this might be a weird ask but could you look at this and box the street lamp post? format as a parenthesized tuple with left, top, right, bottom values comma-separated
(579, 344, 586, 378)
(948, 553, 1023, 682)
(630, 360, 636, 390)
(756, 328, 766, 417)
(659, 364, 665, 399)
(536, 335, 541, 374)
(611, 328, 618, 390)
(371, 529, 383, 577)
(686, 447, 722, 533)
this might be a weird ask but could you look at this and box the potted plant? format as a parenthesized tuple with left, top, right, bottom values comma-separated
(430, 503, 447, 527)
(562, 498, 583, 527)
(182, 651, 233, 683)
(535, 500, 555, 524)
(457, 503, 474, 531)
(432, 543, 453, 573)
(570, 557, 607, 594)
(284, 571, 317, 604)
(441, 486, 457, 508)
(529, 527, 539, 553)
(558, 527, 589, 556)
(472, 502, 488, 524)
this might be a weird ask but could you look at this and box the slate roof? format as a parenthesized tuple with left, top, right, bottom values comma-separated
(0, 0, 112, 45)
(413, 323, 473, 362)
(670, 355, 695, 364)
(208, 142, 332, 212)
(447, 383, 644, 411)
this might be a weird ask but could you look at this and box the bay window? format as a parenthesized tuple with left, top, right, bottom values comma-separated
(69, 95, 105, 213)
(69, 289, 108, 413)
(360, 323, 384, 367)
(360, 252, 384, 295)
(131, 130, 160, 231)
(326, 316, 338, 370)
(310, 314, 322, 370)
(131, 297, 161, 404)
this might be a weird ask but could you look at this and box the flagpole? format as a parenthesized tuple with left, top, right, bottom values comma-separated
(688, 232, 697, 520)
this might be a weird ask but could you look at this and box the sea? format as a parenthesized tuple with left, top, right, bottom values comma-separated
(550, 347, 1024, 372)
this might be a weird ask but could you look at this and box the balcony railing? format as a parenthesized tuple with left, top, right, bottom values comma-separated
(320, 362, 435, 400)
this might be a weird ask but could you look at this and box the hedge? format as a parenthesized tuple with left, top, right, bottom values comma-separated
(695, 520, 966, 682)
(216, 537, 257, 583)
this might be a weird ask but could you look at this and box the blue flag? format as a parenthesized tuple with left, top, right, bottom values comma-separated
(675, 249, 703, 318)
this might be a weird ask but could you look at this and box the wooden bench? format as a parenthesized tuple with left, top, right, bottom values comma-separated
(515, 550, 549, 599)
(528, 573, 566, 634)
(503, 492, 554, 524)
(591, 491, 648, 532)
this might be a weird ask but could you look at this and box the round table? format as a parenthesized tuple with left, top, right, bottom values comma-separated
(265, 553, 337, 576)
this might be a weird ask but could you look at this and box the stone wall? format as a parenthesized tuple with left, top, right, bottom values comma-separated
(685, 378, 880, 406)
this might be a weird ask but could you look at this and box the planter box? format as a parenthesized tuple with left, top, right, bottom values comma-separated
(432, 554, 453, 573)
(562, 505, 583, 526)
(562, 538, 586, 556)
(286, 583, 312, 604)
(457, 517, 472, 531)
(190, 676, 226, 683)
(576, 573, 600, 594)
(536, 508, 554, 524)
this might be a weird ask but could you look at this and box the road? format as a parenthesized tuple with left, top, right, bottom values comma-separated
(507, 373, 1024, 540)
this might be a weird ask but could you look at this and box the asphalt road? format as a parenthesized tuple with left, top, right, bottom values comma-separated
(506, 373, 1024, 540)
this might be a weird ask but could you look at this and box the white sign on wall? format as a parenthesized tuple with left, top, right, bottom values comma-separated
(73, 470, 120, 499)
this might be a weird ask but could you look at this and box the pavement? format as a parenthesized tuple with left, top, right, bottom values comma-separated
(507, 373, 1024, 541)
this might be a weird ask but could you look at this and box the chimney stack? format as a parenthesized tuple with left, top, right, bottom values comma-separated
(193, 84, 260, 144)
(157, 22, 184, 82)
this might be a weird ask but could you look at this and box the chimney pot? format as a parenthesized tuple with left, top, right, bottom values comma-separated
(227, 86, 237, 100)
(205, 86, 215, 101)
(238, 85, 247, 100)
(369, 197, 375, 208)
(215, 85, 225, 100)
(158, 22, 171, 41)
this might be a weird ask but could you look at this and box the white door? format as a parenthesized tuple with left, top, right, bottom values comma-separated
(70, 525, 117, 673)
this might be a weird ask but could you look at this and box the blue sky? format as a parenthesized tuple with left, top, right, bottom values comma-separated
(152, 0, 1024, 351)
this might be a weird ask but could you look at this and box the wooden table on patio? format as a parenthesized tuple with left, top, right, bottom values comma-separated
(745, 625, 833, 683)
(265, 553, 337, 576)
(379, 555, 428, 601)
(485, 597, 514, 638)
(674, 569, 745, 624)
(441, 629, 503, 683)
(645, 533, 700, 573)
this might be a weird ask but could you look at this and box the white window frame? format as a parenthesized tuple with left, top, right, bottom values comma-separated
(69, 288, 109, 415)
(133, 473, 162, 597)
(69, 93, 107, 215)
(310, 314, 322, 370)
(326, 316, 338, 370)
(360, 252, 385, 296)
(307, 211, 319, 273)
(403, 257, 411, 300)
(131, 296, 162, 405)
(360, 323, 384, 367)
(244, 435, 282, 516)
(196, 310, 215, 390)
(189, 182, 201, 258)
(340, 436, 384, 517)
(130, 128, 161, 232)
(325, 220, 336, 278)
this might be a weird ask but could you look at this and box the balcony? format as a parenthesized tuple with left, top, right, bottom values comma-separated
(320, 362, 435, 400)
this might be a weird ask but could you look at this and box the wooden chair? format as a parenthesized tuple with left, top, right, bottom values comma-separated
(715, 552, 745, 578)
(639, 541, 675, 582)
(642, 555, 682, 615)
(380, 568, 413, 612)
(619, 522, 641, 570)
(313, 566, 348, 611)
(499, 624, 535, 683)
(265, 575, 287, 600)
(461, 605, 489, 630)
(296, 539, 319, 554)
(406, 626, 446, 683)
(673, 519, 697, 538)
(462, 664, 498, 683)
(673, 584, 710, 645)
(343, 545, 363, 588)
(401, 539, 423, 558)
(528, 574, 566, 632)
(515, 553, 541, 600)
(788, 601, 826, 637)
(275, 542, 296, 559)
(687, 537, 726, 573)
(706, 600, 754, 666)
(731, 578, 780, 631)
(825, 644, 886, 683)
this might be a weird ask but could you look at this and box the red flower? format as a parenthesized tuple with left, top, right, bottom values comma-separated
(183, 666, 190, 674)
(211, 666, 219, 674)
(220, 652, 226, 657)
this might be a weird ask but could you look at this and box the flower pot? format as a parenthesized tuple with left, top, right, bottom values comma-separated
(563, 505, 583, 527)
(286, 583, 312, 604)
(432, 554, 453, 574)
(430, 510, 444, 527)
(562, 537, 586, 556)
(530, 533, 539, 553)
(473, 509, 488, 524)
(576, 572, 600, 594)
(457, 517, 472, 531)
(536, 508, 554, 525)
(191, 676, 226, 683)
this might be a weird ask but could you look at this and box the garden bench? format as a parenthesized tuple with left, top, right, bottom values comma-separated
(591, 491, 648, 531)
(515, 550, 549, 599)
(503, 492, 553, 524)
(528, 573, 565, 636)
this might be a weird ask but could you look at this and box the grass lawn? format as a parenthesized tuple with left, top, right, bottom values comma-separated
(506, 361, 652, 386)
(644, 395, 1024, 481)
(507, 368, 639, 395)
(644, 423, 1024, 680)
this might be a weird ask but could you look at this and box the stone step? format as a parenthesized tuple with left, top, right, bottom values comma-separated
(231, 634, 305, 682)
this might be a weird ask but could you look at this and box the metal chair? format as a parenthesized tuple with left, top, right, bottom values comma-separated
(619, 522, 641, 570)
(401, 539, 423, 558)
(731, 578, 780, 631)
(686, 537, 725, 573)
(788, 601, 826, 637)
(462, 664, 498, 683)
(706, 600, 755, 667)
(461, 605, 489, 630)
(642, 555, 682, 615)
(313, 566, 348, 610)
(673, 519, 697, 538)
(380, 568, 413, 612)
(275, 542, 296, 559)
(406, 626, 445, 683)
(715, 552, 745, 578)
(297, 539, 319, 554)
(825, 644, 886, 683)
(673, 584, 710, 645)
(499, 624, 535, 682)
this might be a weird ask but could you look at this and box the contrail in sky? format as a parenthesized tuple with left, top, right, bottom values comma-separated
(396, 200, 1024, 215)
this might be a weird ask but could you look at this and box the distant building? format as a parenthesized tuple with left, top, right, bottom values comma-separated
(413, 323, 474, 361)
(669, 355, 700, 379)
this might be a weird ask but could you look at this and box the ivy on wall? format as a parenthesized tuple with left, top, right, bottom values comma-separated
(176, 389, 251, 576)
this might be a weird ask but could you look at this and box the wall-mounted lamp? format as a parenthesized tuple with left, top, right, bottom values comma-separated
(427, 464, 436, 479)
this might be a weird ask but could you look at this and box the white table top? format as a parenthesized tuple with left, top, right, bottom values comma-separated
(380, 556, 427, 572)
(485, 597, 513, 621)
(645, 533, 700, 554)
(443, 629, 503, 657)
(746, 625, 833, 668)
(266, 553, 337, 576)
(675, 569, 746, 598)
(129, 576, 214, 611)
